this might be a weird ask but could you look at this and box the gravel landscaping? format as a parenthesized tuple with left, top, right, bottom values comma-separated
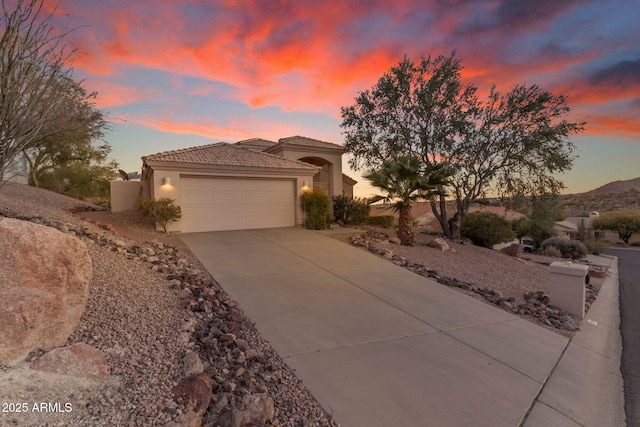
(329, 226, 603, 337)
(0, 182, 606, 426)
(0, 182, 336, 427)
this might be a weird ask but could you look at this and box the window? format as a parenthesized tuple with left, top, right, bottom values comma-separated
(595, 231, 606, 239)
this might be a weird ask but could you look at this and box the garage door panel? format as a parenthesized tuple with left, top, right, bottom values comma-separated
(181, 177, 295, 232)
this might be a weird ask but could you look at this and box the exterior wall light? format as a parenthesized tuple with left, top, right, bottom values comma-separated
(162, 177, 171, 186)
(301, 180, 311, 193)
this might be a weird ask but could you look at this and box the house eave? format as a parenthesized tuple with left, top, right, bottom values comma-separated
(142, 159, 319, 177)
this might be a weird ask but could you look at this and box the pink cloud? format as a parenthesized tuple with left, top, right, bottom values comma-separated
(47, 0, 639, 139)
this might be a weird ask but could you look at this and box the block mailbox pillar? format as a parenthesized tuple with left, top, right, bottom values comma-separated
(549, 261, 589, 319)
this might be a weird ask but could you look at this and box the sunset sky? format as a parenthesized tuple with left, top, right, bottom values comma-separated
(45, 0, 639, 196)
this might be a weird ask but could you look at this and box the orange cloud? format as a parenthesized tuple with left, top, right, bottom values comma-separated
(584, 114, 640, 140)
(88, 82, 157, 109)
(47, 0, 639, 142)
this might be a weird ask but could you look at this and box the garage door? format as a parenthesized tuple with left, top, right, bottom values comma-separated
(181, 177, 296, 232)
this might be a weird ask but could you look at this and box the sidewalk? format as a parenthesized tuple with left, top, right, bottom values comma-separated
(523, 254, 626, 426)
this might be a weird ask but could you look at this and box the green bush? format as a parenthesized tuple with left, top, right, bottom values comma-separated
(583, 239, 610, 255)
(366, 215, 396, 228)
(540, 237, 587, 259)
(461, 211, 515, 248)
(136, 197, 182, 233)
(301, 189, 330, 230)
(630, 241, 640, 247)
(333, 195, 371, 224)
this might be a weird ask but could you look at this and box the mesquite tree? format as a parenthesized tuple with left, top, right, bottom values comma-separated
(341, 52, 584, 239)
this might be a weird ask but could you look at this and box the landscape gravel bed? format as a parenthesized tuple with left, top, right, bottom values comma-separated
(330, 226, 603, 337)
(0, 182, 606, 425)
(0, 183, 337, 427)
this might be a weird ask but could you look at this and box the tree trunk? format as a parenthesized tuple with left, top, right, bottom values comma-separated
(397, 204, 415, 246)
(448, 214, 461, 240)
(430, 193, 451, 238)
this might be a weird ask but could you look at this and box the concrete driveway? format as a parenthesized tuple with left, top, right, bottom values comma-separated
(181, 227, 568, 427)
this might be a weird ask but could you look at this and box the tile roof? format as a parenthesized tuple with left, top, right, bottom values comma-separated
(142, 142, 319, 171)
(235, 138, 278, 148)
(277, 135, 344, 150)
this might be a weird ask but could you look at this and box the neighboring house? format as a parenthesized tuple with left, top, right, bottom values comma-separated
(553, 220, 579, 239)
(126, 136, 357, 233)
(564, 213, 640, 244)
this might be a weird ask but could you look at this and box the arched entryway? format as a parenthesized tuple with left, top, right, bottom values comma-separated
(298, 156, 334, 196)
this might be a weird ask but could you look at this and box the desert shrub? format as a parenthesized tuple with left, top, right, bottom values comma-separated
(583, 239, 610, 255)
(461, 211, 515, 248)
(543, 245, 562, 257)
(540, 237, 587, 259)
(366, 215, 396, 228)
(630, 241, 640, 247)
(530, 228, 556, 249)
(301, 189, 330, 230)
(136, 197, 182, 233)
(333, 195, 371, 224)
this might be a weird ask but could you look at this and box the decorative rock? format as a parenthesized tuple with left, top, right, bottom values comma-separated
(213, 393, 230, 414)
(240, 393, 275, 424)
(562, 316, 578, 331)
(218, 393, 275, 427)
(0, 218, 92, 362)
(183, 352, 205, 377)
(381, 249, 393, 260)
(388, 236, 401, 245)
(499, 300, 517, 312)
(173, 373, 213, 416)
(500, 243, 521, 258)
(428, 237, 450, 252)
(30, 343, 109, 378)
(174, 410, 202, 427)
(245, 349, 261, 360)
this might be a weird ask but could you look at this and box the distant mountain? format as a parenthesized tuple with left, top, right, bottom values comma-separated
(561, 177, 640, 216)
(581, 177, 640, 196)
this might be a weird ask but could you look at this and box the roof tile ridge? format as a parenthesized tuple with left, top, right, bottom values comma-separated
(144, 142, 225, 159)
(247, 148, 319, 167)
(278, 135, 342, 147)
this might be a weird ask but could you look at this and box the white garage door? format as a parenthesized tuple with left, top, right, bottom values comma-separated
(181, 177, 296, 232)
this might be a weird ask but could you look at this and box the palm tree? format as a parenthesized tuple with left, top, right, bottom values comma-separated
(365, 156, 450, 246)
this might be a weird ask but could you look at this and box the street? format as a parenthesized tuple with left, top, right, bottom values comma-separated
(607, 248, 640, 427)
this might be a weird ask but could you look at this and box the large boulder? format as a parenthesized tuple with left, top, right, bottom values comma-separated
(428, 237, 451, 252)
(500, 243, 522, 258)
(0, 218, 92, 362)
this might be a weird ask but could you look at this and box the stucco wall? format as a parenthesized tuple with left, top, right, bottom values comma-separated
(342, 179, 354, 198)
(276, 148, 344, 197)
(148, 167, 317, 233)
(110, 181, 149, 212)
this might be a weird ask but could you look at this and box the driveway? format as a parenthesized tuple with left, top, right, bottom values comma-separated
(181, 227, 568, 427)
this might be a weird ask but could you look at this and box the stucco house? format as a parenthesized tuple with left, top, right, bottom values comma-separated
(112, 136, 357, 233)
(563, 213, 640, 245)
(553, 220, 579, 239)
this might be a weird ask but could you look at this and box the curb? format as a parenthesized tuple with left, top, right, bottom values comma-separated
(523, 256, 626, 426)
